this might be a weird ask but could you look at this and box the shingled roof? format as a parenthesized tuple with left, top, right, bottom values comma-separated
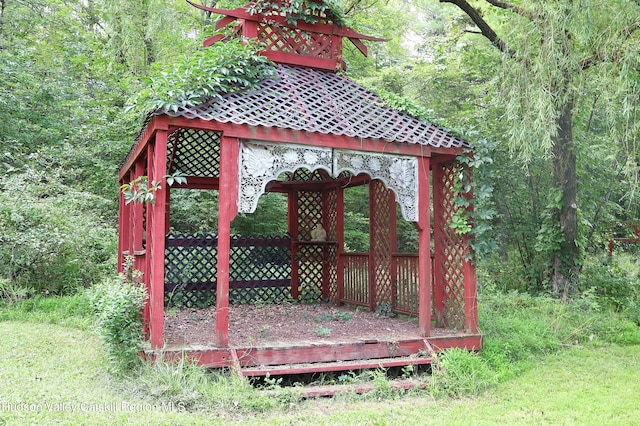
(160, 64, 469, 149)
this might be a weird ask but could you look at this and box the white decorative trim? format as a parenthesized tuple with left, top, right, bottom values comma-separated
(238, 141, 419, 222)
(239, 140, 332, 213)
(334, 150, 418, 222)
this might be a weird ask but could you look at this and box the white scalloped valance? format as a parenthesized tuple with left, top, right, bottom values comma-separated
(333, 150, 418, 222)
(238, 140, 419, 222)
(239, 141, 332, 213)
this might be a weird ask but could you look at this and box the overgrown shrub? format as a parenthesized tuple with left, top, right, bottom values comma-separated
(0, 277, 33, 304)
(89, 264, 147, 372)
(0, 169, 117, 297)
(579, 254, 640, 314)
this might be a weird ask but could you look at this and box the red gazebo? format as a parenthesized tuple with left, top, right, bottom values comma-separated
(117, 2, 481, 376)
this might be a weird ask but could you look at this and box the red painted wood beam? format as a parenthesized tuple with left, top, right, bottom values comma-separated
(240, 356, 433, 377)
(235, 339, 427, 367)
(155, 348, 234, 368)
(165, 117, 464, 158)
(149, 131, 168, 349)
(336, 186, 345, 304)
(417, 157, 432, 337)
(171, 176, 220, 190)
(216, 136, 240, 347)
(431, 164, 445, 327)
(119, 115, 168, 180)
(263, 51, 340, 70)
(429, 155, 459, 165)
(427, 334, 483, 352)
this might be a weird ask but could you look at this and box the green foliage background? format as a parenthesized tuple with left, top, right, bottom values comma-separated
(0, 0, 639, 327)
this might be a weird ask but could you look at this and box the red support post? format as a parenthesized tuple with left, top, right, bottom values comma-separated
(289, 190, 300, 300)
(148, 130, 168, 349)
(132, 160, 148, 334)
(388, 188, 398, 310)
(431, 164, 445, 327)
(216, 136, 239, 347)
(132, 160, 145, 255)
(336, 186, 345, 304)
(368, 181, 376, 311)
(117, 180, 130, 274)
(463, 254, 478, 333)
(321, 191, 330, 299)
(417, 157, 432, 337)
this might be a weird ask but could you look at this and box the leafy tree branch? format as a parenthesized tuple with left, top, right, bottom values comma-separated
(438, 0, 513, 55)
(483, 0, 534, 20)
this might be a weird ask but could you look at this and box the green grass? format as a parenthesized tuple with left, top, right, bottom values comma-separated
(1, 291, 640, 424)
(0, 292, 93, 330)
(260, 345, 640, 425)
(1, 320, 638, 425)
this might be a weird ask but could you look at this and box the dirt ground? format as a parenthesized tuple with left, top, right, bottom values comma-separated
(164, 303, 426, 348)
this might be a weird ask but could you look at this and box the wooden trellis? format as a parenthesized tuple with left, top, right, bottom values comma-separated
(117, 0, 481, 375)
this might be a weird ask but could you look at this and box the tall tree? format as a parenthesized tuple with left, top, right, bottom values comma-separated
(437, 0, 640, 297)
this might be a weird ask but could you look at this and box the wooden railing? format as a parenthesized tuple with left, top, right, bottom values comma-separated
(341, 253, 369, 307)
(392, 253, 420, 315)
(340, 252, 431, 316)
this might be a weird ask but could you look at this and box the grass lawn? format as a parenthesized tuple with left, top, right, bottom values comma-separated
(1, 320, 639, 425)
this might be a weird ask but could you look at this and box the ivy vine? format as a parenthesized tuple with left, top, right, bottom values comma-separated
(247, 0, 345, 26)
(120, 172, 187, 205)
(126, 39, 276, 117)
(455, 138, 497, 260)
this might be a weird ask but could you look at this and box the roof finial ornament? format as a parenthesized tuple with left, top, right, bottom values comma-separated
(188, 0, 386, 71)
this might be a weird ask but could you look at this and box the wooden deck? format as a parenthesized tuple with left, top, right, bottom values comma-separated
(144, 332, 482, 377)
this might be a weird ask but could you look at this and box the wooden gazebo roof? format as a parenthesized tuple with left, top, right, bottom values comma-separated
(159, 64, 469, 149)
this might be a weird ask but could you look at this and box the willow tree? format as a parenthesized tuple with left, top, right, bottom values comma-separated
(436, 0, 640, 297)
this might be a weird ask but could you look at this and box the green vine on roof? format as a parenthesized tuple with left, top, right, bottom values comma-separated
(247, 0, 345, 26)
(125, 39, 276, 117)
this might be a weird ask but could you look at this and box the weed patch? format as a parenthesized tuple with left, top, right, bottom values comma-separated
(429, 291, 640, 397)
(88, 260, 147, 373)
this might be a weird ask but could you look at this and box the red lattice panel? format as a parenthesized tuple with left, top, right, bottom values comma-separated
(257, 23, 338, 59)
(164, 234, 292, 307)
(293, 169, 330, 182)
(297, 190, 323, 240)
(370, 180, 394, 309)
(166, 129, 221, 177)
(296, 244, 324, 301)
(435, 163, 466, 330)
(324, 189, 338, 301)
(295, 190, 324, 301)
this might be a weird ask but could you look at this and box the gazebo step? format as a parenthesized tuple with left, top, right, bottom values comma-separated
(262, 378, 428, 398)
(238, 355, 433, 377)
